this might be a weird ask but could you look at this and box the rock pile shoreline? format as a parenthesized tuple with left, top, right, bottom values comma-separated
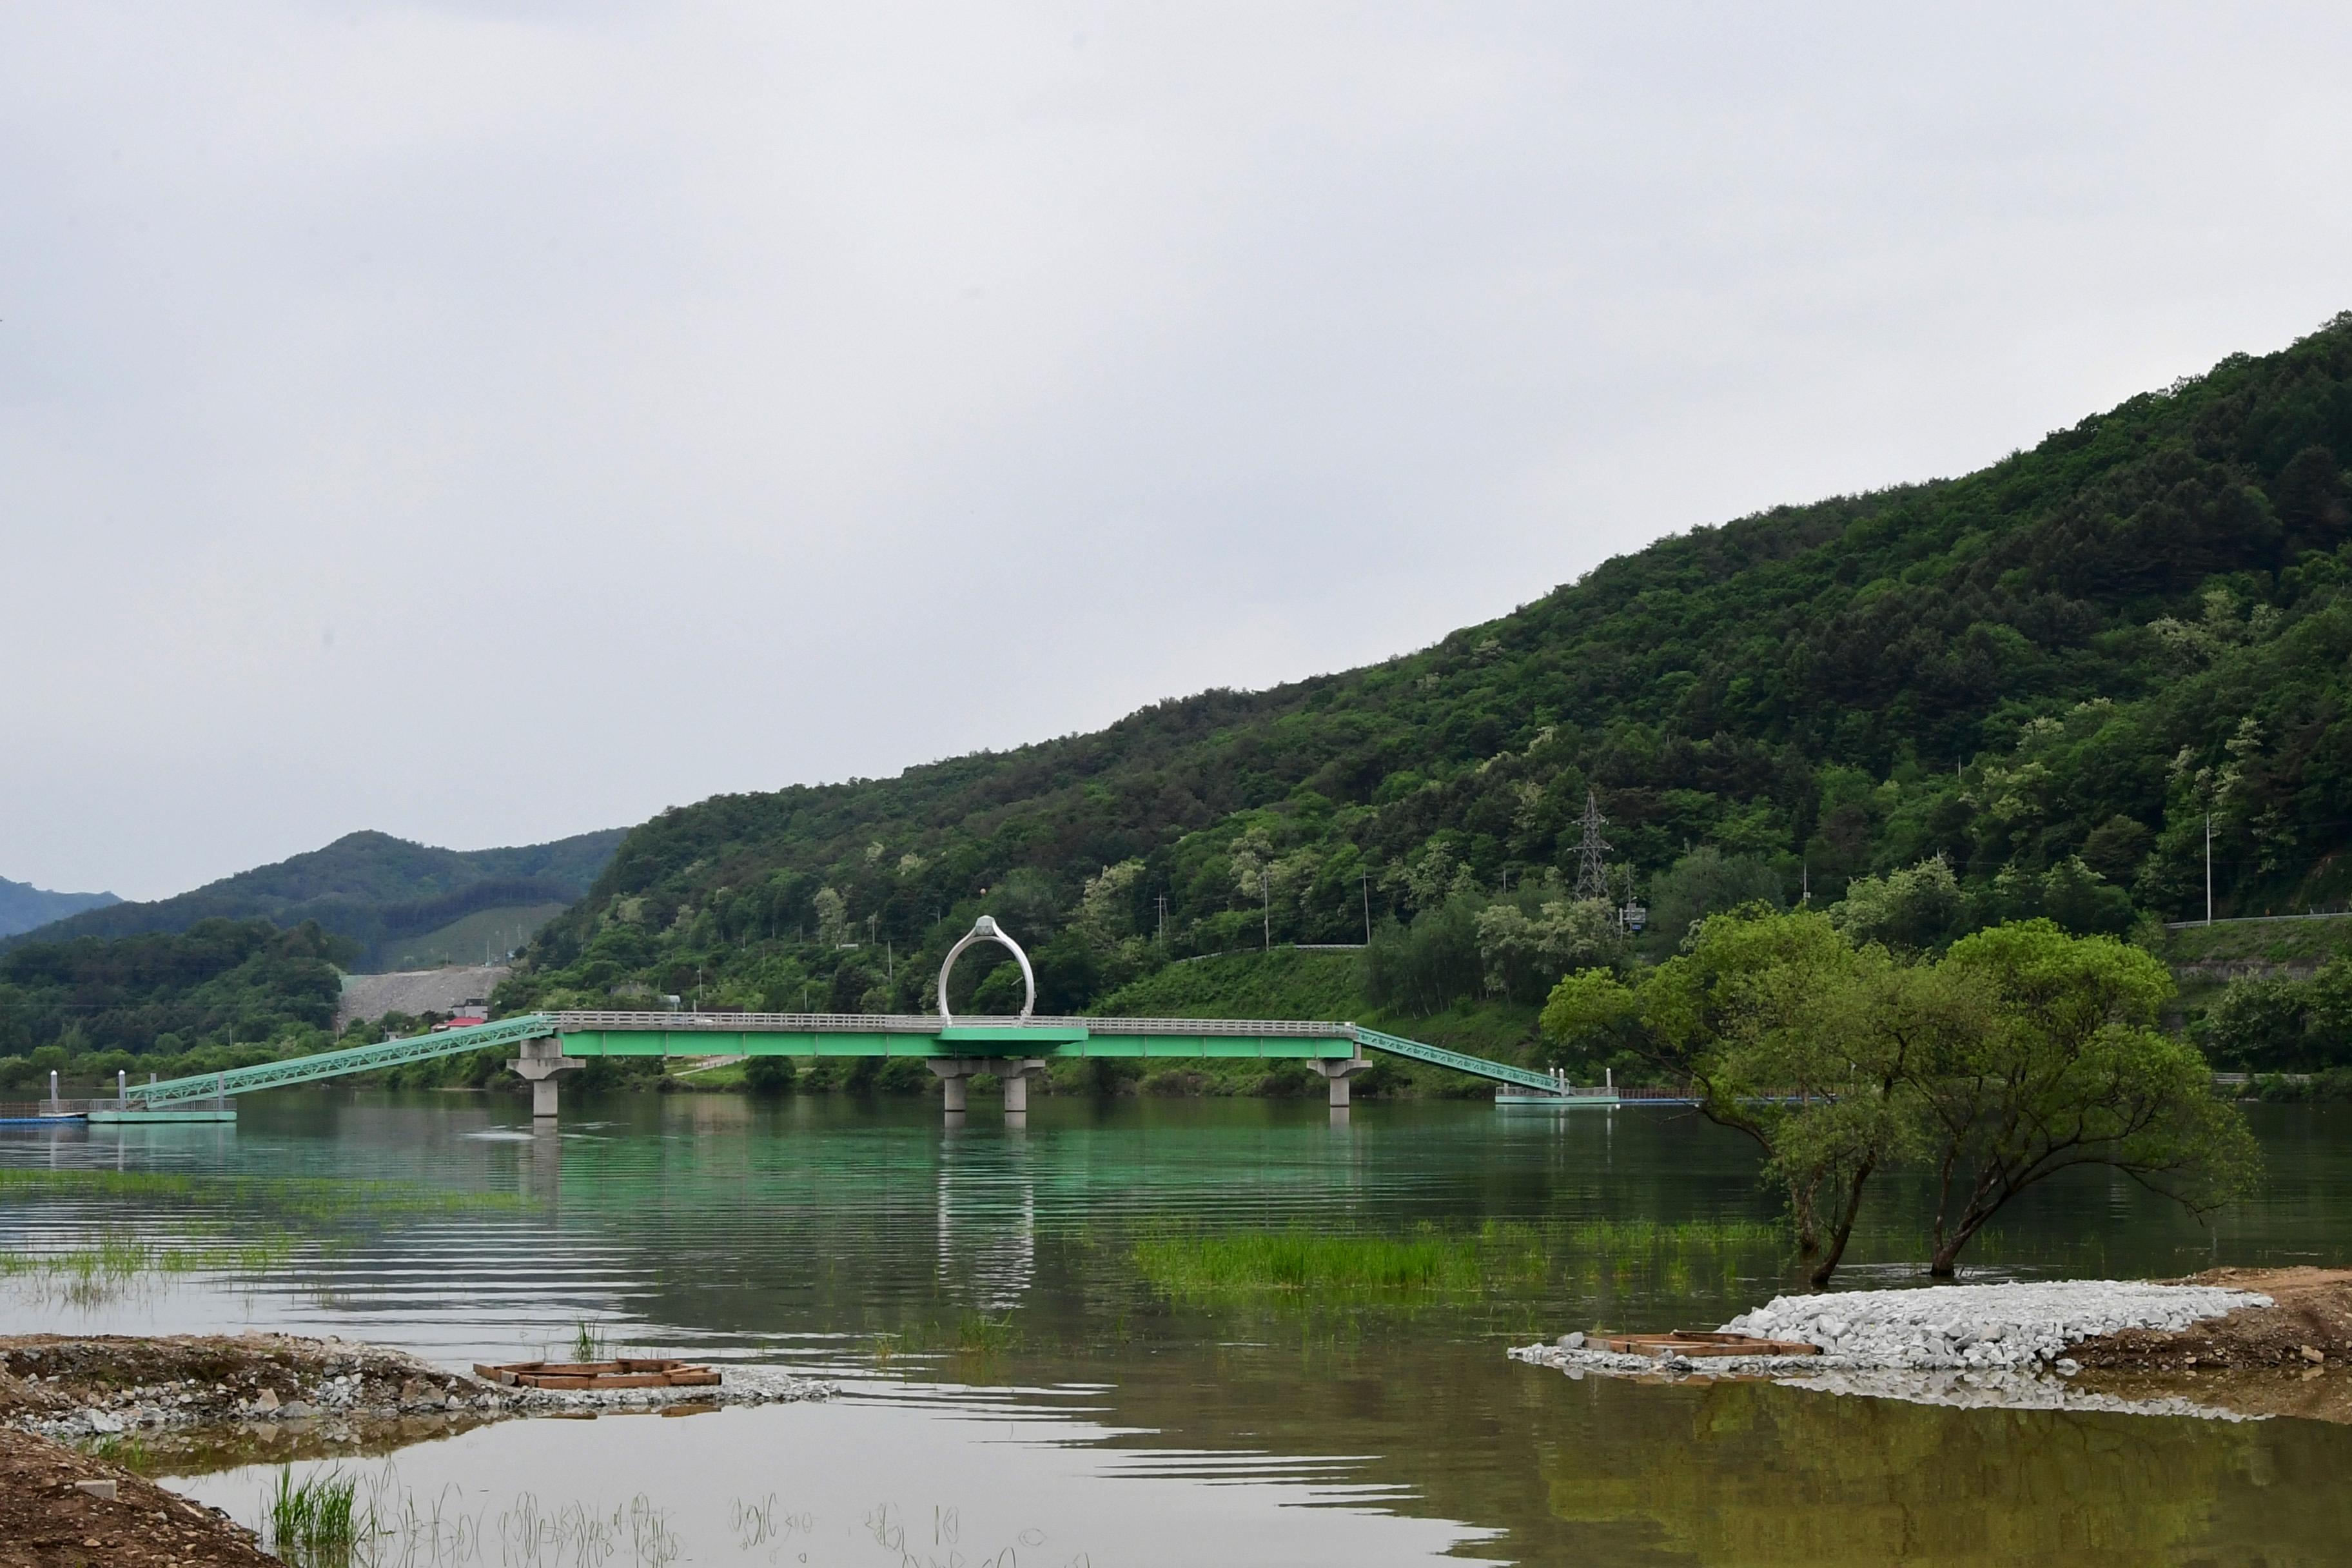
(1, 1331, 834, 1444)
(1511, 1280, 2282, 1418)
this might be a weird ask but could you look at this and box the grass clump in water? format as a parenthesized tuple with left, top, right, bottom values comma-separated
(266, 1466, 366, 1562)
(1137, 1226, 1495, 1298)
(954, 1311, 1018, 1356)
(2, 1226, 308, 1309)
(1135, 1217, 1791, 1304)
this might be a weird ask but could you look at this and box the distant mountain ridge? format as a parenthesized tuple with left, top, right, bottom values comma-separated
(5, 828, 625, 968)
(0, 876, 120, 938)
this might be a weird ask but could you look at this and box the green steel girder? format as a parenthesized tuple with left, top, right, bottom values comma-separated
(126, 1014, 559, 1105)
(1351, 1026, 1562, 1091)
(117, 1011, 1546, 1105)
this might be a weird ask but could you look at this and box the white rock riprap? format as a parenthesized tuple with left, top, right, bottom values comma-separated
(1510, 1280, 2269, 1395)
(1720, 1281, 2268, 1372)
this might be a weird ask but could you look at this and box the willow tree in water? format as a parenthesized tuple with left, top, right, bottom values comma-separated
(1910, 921, 2259, 1276)
(1542, 911, 2258, 1284)
(1542, 909, 1924, 1285)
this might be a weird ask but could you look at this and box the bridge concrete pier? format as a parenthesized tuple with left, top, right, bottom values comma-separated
(927, 1058, 1047, 1117)
(999, 1057, 1045, 1113)
(509, 1037, 581, 1118)
(1310, 1055, 1372, 1108)
(928, 1059, 972, 1112)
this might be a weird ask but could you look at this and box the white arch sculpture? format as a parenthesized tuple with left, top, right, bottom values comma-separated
(936, 915, 1036, 1023)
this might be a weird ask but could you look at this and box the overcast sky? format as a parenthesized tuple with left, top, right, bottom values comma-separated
(7, 3, 2352, 901)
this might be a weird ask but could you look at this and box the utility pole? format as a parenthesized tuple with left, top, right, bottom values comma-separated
(1360, 867, 1371, 943)
(1572, 789, 1611, 902)
(2206, 813, 2214, 926)
(1262, 872, 1272, 952)
(1156, 894, 1168, 946)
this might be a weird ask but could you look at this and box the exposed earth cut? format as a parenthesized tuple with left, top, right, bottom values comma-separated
(2066, 1267, 2352, 1371)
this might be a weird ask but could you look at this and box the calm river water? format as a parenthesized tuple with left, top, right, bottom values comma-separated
(5, 1093, 2351, 1565)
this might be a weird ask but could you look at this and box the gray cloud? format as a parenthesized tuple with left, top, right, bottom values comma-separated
(6, 2, 2351, 897)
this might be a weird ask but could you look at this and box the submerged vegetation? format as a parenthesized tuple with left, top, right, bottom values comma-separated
(1, 1170, 527, 1304)
(1133, 1219, 1788, 1305)
(0, 1166, 524, 1216)
(0, 1230, 300, 1284)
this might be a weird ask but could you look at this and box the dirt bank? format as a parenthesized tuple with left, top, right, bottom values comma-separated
(0, 1424, 278, 1567)
(2068, 1267, 2352, 1371)
(0, 1331, 834, 1562)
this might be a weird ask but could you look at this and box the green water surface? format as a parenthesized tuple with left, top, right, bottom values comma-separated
(4, 1093, 2349, 1564)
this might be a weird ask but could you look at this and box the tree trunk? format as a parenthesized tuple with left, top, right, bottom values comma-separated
(1929, 1221, 1978, 1278)
(1787, 1179, 1822, 1257)
(1807, 1160, 1874, 1288)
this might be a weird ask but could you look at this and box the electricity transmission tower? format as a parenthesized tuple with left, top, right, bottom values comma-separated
(1572, 789, 1611, 901)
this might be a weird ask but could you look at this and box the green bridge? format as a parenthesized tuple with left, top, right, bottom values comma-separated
(97, 919, 1583, 1122)
(105, 1008, 1574, 1120)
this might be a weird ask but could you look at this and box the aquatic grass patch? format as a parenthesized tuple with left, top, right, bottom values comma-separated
(266, 1465, 366, 1562)
(1, 1222, 309, 1308)
(0, 1166, 527, 1217)
(1558, 1218, 1789, 1252)
(1, 1229, 301, 1281)
(1135, 1222, 1538, 1300)
(953, 1311, 1019, 1357)
(1134, 1217, 1792, 1305)
(84, 1433, 153, 1473)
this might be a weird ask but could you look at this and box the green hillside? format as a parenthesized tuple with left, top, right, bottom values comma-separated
(0, 919, 349, 1090)
(504, 313, 2352, 1032)
(374, 902, 571, 972)
(9, 828, 625, 971)
(0, 876, 119, 938)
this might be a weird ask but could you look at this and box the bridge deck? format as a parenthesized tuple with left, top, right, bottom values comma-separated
(117, 1010, 1571, 1106)
(552, 1011, 1358, 1060)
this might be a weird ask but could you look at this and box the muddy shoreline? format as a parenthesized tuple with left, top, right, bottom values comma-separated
(0, 1331, 834, 1565)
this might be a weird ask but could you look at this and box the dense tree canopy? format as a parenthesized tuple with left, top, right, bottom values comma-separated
(1541, 912, 2257, 1279)
(0, 918, 352, 1088)
(476, 312, 2352, 1017)
(3, 828, 623, 966)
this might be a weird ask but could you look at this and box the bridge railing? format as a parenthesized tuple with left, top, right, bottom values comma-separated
(1349, 1026, 1565, 1093)
(547, 1010, 1358, 1037)
(124, 1014, 559, 1106)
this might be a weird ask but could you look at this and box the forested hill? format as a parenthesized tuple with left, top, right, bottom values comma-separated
(512, 313, 2352, 1019)
(8, 828, 625, 969)
(0, 876, 119, 939)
